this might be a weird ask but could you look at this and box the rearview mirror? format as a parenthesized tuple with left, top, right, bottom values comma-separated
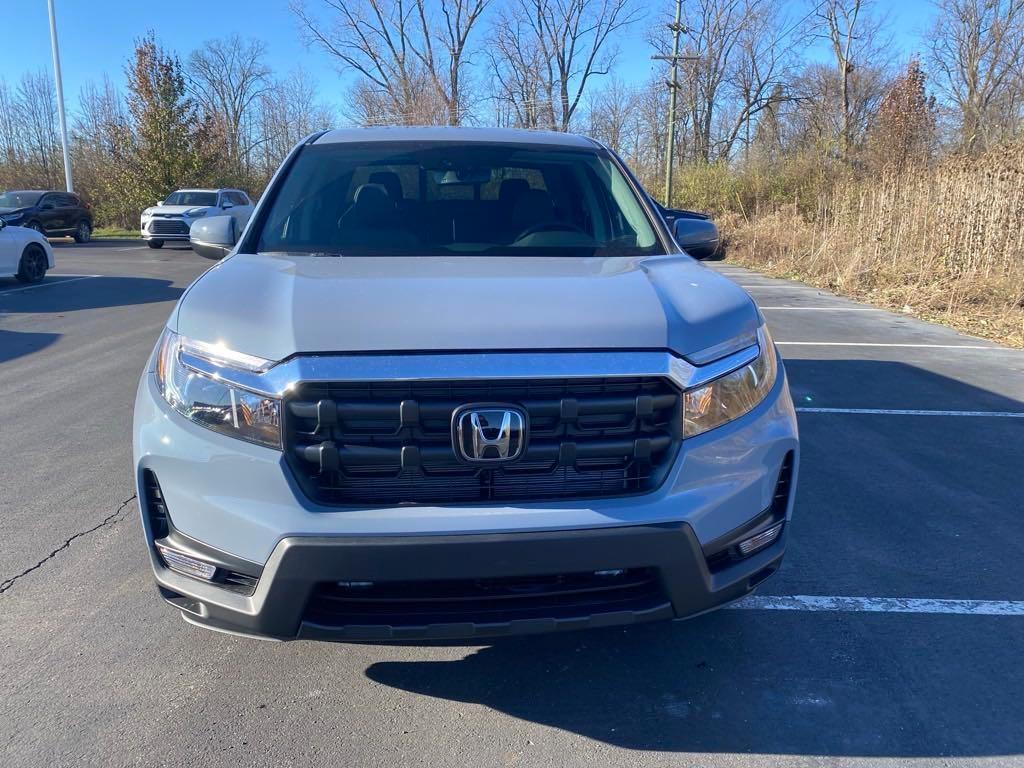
(190, 215, 237, 260)
(673, 217, 721, 260)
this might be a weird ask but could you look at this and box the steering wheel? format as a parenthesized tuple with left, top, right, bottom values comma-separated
(514, 221, 589, 241)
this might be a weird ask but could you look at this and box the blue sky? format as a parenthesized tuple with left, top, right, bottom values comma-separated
(4, 0, 938, 118)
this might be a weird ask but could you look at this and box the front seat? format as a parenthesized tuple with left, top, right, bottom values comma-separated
(510, 188, 556, 240)
(337, 184, 416, 250)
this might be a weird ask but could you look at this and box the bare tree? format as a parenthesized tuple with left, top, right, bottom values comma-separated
(292, 0, 488, 126)
(648, 0, 797, 163)
(14, 71, 61, 187)
(188, 36, 272, 176)
(927, 0, 1024, 152)
(489, 0, 642, 131)
(255, 69, 335, 184)
(814, 0, 892, 158)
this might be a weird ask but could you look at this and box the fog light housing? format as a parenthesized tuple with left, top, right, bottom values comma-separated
(156, 543, 217, 581)
(737, 522, 784, 556)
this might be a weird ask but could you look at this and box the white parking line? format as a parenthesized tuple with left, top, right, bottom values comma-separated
(728, 594, 1024, 616)
(796, 407, 1024, 418)
(0, 274, 100, 296)
(775, 341, 1004, 349)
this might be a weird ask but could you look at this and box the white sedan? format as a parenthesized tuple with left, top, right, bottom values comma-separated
(0, 219, 54, 283)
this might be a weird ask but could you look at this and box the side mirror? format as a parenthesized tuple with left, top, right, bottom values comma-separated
(155, 201, 163, 207)
(221, 200, 234, 210)
(190, 215, 237, 260)
(0, 219, 6, 231)
(40, 202, 55, 210)
(673, 217, 721, 260)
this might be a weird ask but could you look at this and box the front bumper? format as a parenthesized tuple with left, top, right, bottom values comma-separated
(134, 352, 798, 641)
(151, 519, 787, 641)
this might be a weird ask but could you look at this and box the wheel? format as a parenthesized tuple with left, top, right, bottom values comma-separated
(15, 244, 47, 284)
(147, 240, 164, 249)
(73, 220, 92, 243)
(25, 221, 44, 235)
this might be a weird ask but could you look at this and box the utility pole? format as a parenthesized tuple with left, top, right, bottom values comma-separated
(47, 0, 73, 193)
(652, 0, 697, 207)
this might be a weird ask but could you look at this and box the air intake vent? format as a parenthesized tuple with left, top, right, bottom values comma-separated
(142, 469, 169, 539)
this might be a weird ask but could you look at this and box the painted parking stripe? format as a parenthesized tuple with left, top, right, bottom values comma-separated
(775, 341, 1004, 349)
(728, 594, 1024, 616)
(796, 407, 1024, 418)
(0, 274, 100, 296)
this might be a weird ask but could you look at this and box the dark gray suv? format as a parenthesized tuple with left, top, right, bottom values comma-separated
(0, 190, 93, 242)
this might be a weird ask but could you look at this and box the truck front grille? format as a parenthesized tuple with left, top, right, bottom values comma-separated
(284, 377, 682, 505)
(149, 219, 190, 235)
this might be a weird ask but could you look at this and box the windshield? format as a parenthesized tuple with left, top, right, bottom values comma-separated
(0, 191, 43, 208)
(255, 142, 662, 257)
(164, 191, 217, 206)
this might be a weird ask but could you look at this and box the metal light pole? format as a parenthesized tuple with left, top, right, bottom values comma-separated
(47, 0, 73, 193)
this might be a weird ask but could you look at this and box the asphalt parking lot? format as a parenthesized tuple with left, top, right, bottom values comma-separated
(2, 241, 1023, 768)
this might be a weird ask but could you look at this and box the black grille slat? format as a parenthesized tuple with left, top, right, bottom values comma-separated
(283, 376, 682, 505)
(149, 219, 190, 235)
(304, 569, 667, 627)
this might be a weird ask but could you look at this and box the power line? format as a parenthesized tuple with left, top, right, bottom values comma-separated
(652, 0, 699, 206)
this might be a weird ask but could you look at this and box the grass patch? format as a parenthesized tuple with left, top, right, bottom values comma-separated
(92, 227, 140, 239)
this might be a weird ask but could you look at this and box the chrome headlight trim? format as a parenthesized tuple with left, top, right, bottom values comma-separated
(156, 330, 282, 449)
(174, 333, 765, 400)
(681, 325, 777, 438)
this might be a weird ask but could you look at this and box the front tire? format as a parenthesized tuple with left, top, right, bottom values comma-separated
(147, 240, 164, 249)
(15, 244, 48, 284)
(73, 221, 92, 243)
(25, 221, 44, 236)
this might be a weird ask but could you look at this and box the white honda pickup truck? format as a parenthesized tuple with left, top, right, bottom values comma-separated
(134, 127, 799, 642)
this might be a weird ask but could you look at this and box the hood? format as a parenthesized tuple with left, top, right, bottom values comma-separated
(147, 205, 213, 216)
(172, 253, 759, 362)
(0, 206, 27, 215)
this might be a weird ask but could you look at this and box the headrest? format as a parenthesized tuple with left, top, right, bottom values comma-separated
(368, 171, 403, 201)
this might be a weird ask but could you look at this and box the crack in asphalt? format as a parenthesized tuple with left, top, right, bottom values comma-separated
(0, 494, 137, 596)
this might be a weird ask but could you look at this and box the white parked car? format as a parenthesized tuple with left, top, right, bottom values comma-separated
(0, 219, 54, 283)
(140, 188, 254, 249)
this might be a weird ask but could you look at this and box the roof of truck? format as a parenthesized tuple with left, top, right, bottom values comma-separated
(313, 126, 599, 149)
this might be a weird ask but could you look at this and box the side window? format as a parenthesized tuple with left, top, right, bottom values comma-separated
(57, 194, 77, 208)
(229, 191, 247, 206)
(39, 194, 57, 209)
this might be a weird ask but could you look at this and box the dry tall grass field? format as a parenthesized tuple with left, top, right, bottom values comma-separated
(722, 143, 1024, 347)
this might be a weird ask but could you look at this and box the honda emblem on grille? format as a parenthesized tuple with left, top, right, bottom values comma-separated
(452, 405, 528, 463)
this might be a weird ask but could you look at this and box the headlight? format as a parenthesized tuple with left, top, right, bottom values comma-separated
(683, 325, 778, 438)
(184, 208, 207, 218)
(1, 212, 23, 222)
(154, 330, 281, 449)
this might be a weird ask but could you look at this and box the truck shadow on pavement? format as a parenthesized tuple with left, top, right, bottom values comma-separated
(0, 276, 183, 314)
(0, 329, 59, 363)
(365, 609, 1024, 758)
(0, 276, 183, 363)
